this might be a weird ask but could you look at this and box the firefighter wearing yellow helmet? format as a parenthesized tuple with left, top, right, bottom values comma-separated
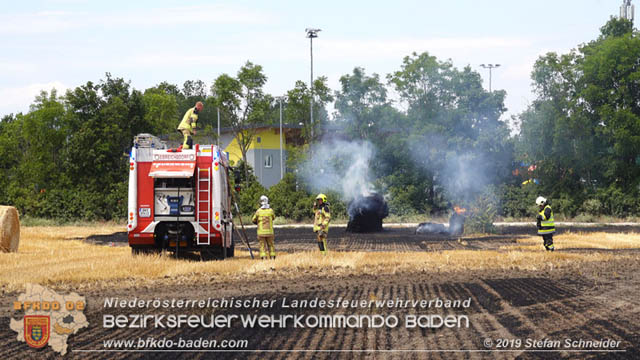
(535, 196, 555, 251)
(313, 193, 331, 254)
(252, 195, 276, 260)
(177, 101, 203, 149)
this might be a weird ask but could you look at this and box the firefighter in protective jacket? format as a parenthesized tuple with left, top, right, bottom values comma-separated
(177, 101, 203, 149)
(313, 194, 331, 254)
(536, 196, 555, 251)
(252, 195, 276, 259)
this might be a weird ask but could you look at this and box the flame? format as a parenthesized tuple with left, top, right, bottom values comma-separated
(454, 206, 467, 215)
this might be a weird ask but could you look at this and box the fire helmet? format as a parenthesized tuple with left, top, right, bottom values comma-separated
(260, 195, 269, 205)
(536, 196, 547, 206)
(316, 193, 327, 203)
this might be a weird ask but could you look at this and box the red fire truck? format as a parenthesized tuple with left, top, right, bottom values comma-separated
(127, 134, 234, 259)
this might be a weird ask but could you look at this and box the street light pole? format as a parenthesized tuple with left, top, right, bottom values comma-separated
(216, 107, 220, 147)
(480, 63, 501, 92)
(276, 96, 285, 180)
(305, 28, 321, 140)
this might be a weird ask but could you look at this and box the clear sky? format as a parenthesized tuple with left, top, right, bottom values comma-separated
(0, 0, 629, 123)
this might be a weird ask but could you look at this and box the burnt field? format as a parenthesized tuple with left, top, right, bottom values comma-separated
(81, 223, 640, 253)
(246, 225, 518, 252)
(238, 223, 640, 253)
(2, 259, 638, 359)
(1, 223, 639, 359)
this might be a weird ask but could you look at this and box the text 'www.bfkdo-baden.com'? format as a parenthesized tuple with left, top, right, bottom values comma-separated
(102, 337, 249, 350)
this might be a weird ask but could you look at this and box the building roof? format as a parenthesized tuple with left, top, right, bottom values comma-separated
(218, 123, 303, 133)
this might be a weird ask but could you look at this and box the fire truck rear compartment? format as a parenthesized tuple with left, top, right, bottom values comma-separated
(128, 136, 234, 260)
(154, 221, 194, 248)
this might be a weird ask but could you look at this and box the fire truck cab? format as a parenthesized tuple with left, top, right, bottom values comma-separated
(127, 134, 234, 260)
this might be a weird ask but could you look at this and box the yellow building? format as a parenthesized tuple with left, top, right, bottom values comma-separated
(220, 125, 303, 188)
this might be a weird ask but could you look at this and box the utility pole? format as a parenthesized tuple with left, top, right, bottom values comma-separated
(217, 108, 220, 147)
(276, 96, 285, 180)
(480, 64, 501, 92)
(305, 28, 321, 140)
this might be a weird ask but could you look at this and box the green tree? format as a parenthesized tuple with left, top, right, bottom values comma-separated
(516, 18, 640, 216)
(62, 74, 150, 194)
(580, 19, 640, 188)
(387, 52, 512, 210)
(334, 67, 388, 140)
(142, 87, 179, 134)
(283, 78, 333, 142)
(20, 90, 68, 191)
(181, 79, 216, 135)
(211, 61, 272, 187)
(0, 114, 24, 206)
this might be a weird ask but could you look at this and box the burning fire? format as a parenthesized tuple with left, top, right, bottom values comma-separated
(454, 206, 467, 215)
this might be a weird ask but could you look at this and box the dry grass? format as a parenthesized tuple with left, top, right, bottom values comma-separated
(0, 226, 638, 293)
(506, 232, 640, 251)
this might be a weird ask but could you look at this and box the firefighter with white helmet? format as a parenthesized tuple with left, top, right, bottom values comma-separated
(313, 193, 331, 254)
(252, 195, 276, 259)
(536, 196, 555, 251)
(177, 101, 203, 149)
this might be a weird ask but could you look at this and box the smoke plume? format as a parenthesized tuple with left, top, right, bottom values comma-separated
(299, 138, 374, 202)
(408, 133, 494, 205)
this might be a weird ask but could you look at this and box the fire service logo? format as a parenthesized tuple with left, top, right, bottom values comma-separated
(10, 284, 89, 355)
(24, 315, 50, 348)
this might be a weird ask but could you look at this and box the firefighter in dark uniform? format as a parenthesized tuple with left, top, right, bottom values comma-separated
(536, 196, 555, 251)
(313, 194, 331, 255)
(177, 101, 203, 149)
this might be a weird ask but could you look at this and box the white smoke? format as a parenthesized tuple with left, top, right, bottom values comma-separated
(408, 134, 493, 205)
(300, 139, 374, 201)
(440, 152, 491, 204)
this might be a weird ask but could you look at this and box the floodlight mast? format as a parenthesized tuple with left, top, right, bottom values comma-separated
(480, 63, 501, 92)
(621, 0, 635, 23)
(305, 28, 321, 140)
(275, 96, 286, 180)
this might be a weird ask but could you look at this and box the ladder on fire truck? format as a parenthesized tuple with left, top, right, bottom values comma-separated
(196, 167, 211, 245)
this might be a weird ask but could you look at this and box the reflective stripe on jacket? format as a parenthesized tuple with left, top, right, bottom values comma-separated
(537, 205, 555, 235)
(177, 107, 198, 131)
(252, 208, 275, 236)
(313, 204, 331, 233)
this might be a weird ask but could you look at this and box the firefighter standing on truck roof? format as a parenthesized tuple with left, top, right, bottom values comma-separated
(536, 196, 555, 251)
(252, 195, 276, 260)
(177, 101, 203, 150)
(313, 194, 331, 255)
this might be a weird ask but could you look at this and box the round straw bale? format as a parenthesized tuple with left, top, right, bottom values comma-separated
(0, 206, 20, 253)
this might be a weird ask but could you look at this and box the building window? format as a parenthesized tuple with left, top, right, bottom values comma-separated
(264, 155, 273, 168)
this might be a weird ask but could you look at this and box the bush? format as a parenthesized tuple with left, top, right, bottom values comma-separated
(104, 181, 128, 220)
(291, 196, 314, 221)
(38, 188, 101, 221)
(237, 181, 267, 215)
(594, 186, 638, 217)
(465, 193, 497, 234)
(573, 213, 596, 222)
(580, 198, 603, 216)
(497, 184, 538, 218)
(386, 184, 422, 216)
(267, 174, 313, 220)
(552, 193, 579, 218)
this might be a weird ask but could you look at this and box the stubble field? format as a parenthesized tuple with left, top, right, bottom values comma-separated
(0, 223, 639, 359)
